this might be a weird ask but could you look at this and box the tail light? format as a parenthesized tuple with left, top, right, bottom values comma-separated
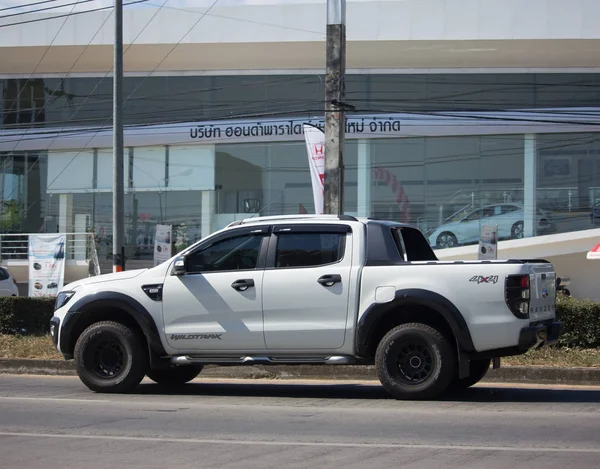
(505, 274, 531, 319)
(12, 277, 17, 286)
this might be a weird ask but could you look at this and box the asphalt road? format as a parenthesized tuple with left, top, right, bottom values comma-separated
(1, 375, 600, 469)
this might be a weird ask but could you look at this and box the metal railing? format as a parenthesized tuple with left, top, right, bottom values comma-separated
(0, 233, 101, 275)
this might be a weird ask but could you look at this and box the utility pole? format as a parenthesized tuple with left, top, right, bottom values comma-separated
(323, 0, 346, 215)
(113, 0, 125, 272)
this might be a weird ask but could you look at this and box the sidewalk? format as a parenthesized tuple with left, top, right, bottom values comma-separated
(1, 358, 599, 385)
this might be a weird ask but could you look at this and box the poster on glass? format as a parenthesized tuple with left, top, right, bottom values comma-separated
(154, 224, 172, 266)
(478, 224, 498, 261)
(28, 234, 66, 297)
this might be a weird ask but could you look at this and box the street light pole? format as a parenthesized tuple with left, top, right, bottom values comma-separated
(323, 0, 346, 215)
(113, 0, 125, 272)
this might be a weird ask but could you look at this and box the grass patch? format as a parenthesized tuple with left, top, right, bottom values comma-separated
(1, 334, 599, 367)
(503, 347, 600, 367)
(0, 334, 61, 359)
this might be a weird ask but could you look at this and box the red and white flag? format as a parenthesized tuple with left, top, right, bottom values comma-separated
(303, 124, 325, 214)
(587, 242, 600, 260)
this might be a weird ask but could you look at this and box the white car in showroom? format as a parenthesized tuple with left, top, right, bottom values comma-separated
(428, 203, 555, 249)
(0, 265, 19, 297)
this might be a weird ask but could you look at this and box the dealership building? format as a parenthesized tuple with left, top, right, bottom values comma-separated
(1, 0, 600, 298)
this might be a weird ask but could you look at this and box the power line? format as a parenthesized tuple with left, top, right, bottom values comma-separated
(42, 0, 220, 191)
(2, 0, 159, 201)
(0, 0, 147, 28)
(0, 0, 97, 19)
(5, 72, 600, 132)
(143, 0, 324, 37)
(4, 101, 600, 142)
(0, 0, 64, 13)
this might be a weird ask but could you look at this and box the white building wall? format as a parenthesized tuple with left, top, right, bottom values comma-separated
(437, 228, 600, 301)
(2, 0, 600, 48)
(2, 1, 600, 74)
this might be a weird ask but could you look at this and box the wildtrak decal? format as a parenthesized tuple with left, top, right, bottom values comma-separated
(170, 334, 223, 341)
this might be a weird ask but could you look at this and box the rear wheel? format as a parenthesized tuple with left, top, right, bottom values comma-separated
(375, 323, 456, 400)
(451, 358, 491, 390)
(146, 365, 204, 386)
(74, 321, 148, 393)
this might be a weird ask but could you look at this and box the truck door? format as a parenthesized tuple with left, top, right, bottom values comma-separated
(161, 226, 270, 351)
(261, 224, 353, 350)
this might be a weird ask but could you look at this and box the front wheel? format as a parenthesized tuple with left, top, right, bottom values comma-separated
(74, 321, 148, 393)
(375, 323, 456, 400)
(146, 365, 204, 386)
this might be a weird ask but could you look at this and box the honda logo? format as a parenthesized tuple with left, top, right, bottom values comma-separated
(313, 144, 324, 156)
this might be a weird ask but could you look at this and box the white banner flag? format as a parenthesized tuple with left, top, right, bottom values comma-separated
(303, 124, 325, 214)
(154, 224, 173, 266)
(28, 234, 66, 297)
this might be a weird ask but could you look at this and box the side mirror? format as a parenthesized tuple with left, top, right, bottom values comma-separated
(172, 257, 186, 276)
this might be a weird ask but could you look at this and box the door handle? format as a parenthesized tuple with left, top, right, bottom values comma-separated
(317, 274, 342, 287)
(231, 279, 255, 291)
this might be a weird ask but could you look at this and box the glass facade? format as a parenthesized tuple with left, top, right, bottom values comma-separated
(3, 74, 600, 128)
(2, 72, 600, 268)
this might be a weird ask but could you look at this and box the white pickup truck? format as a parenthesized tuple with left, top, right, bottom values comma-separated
(50, 215, 562, 400)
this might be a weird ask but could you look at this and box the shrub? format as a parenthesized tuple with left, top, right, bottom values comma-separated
(0, 297, 56, 335)
(555, 295, 600, 348)
(0, 293, 598, 349)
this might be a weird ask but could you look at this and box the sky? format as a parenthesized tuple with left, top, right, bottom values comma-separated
(0, 0, 398, 12)
(0, 0, 369, 11)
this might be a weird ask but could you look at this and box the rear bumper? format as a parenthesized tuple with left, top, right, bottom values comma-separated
(470, 321, 562, 360)
(518, 321, 562, 352)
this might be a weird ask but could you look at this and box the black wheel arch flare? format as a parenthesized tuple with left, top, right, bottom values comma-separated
(59, 291, 167, 360)
(355, 288, 476, 358)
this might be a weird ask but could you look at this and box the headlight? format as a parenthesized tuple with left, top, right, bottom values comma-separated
(55, 291, 75, 311)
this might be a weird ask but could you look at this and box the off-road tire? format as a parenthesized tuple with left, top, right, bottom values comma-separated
(451, 358, 491, 390)
(375, 323, 456, 400)
(74, 321, 148, 393)
(146, 365, 204, 386)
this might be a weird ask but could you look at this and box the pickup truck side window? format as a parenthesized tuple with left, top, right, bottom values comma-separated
(185, 234, 263, 273)
(394, 227, 438, 262)
(275, 232, 345, 268)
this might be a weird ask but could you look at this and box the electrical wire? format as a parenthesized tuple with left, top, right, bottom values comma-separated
(0, 0, 63, 12)
(0, 0, 97, 19)
(143, 0, 324, 37)
(42, 0, 222, 191)
(6, 72, 600, 134)
(0, 0, 147, 28)
(1, 0, 157, 199)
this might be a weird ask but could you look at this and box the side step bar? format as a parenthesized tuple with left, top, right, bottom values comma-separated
(170, 355, 356, 366)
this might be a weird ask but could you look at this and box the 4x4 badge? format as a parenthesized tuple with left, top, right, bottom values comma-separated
(469, 275, 499, 284)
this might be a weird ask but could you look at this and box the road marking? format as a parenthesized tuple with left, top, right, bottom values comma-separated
(0, 432, 599, 453)
(0, 397, 110, 403)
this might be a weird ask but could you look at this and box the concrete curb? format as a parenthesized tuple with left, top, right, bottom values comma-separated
(1, 358, 599, 385)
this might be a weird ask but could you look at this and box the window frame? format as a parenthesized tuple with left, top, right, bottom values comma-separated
(265, 224, 351, 270)
(182, 225, 271, 274)
(462, 209, 482, 222)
